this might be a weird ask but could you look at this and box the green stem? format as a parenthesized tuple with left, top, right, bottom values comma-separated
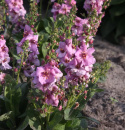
(16, 53, 24, 84)
(47, 113, 50, 122)
(40, 0, 42, 19)
(45, 0, 51, 17)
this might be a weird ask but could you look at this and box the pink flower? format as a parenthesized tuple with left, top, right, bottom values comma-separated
(28, 53, 40, 66)
(5, 0, 26, 31)
(45, 89, 59, 106)
(24, 25, 34, 37)
(75, 17, 88, 27)
(0, 40, 8, 53)
(64, 0, 76, 6)
(6, 0, 23, 9)
(84, 0, 104, 15)
(25, 34, 39, 55)
(1, 56, 12, 70)
(51, 3, 61, 13)
(72, 25, 83, 36)
(34, 64, 63, 85)
(51, 2, 61, 20)
(60, 54, 71, 66)
(0, 39, 11, 70)
(56, 39, 75, 59)
(35, 66, 54, 85)
(75, 44, 96, 66)
(68, 58, 86, 77)
(51, 0, 55, 2)
(24, 65, 35, 77)
(56, 42, 67, 58)
(59, 4, 71, 14)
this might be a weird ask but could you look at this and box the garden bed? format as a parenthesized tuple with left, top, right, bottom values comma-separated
(84, 36, 125, 130)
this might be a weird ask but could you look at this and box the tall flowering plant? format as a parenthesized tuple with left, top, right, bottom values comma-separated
(0, 0, 111, 129)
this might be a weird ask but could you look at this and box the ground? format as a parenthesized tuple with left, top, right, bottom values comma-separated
(84, 36, 125, 130)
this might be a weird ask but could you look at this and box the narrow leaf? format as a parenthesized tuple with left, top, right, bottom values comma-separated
(17, 116, 29, 130)
(48, 112, 63, 129)
(0, 111, 13, 121)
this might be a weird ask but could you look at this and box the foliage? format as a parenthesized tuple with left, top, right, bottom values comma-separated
(100, 0, 125, 43)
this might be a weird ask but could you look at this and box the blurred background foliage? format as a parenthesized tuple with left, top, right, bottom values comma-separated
(76, 0, 125, 44)
(99, 0, 125, 44)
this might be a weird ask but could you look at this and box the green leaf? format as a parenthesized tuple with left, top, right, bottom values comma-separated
(80, 119, 88, 128)
(12, 54, 20, 60)
(42, 42, 48, 58)
(17, 116, 29, 130)
(45, 26, 51, 34)
(0, 111, 13, 121)
(27, 107, 42, 130)
(65, 120, 72, 128)
(57, 17, 64, 27)
(77, 126, 87, 130)
(48, 112, 63, 129)
(53, 124, 65, 130)
(29, 117, 41, 130)
(69, 109, 80, 119)
(43, 19, 51, 34)
(65, 118, 81, 129)
(101, 18, 116, 38)
(6, 120, 14, 129)
(109, 3, 125, 16)
(17, 83, 28, 96)
(111, 0, 125, 5)
(4, 80, 22, 116)
(71, 118, 81, 128)
(83, 116, 99, 124)
(38, 32, 50, 43)
(49, 17, 54, 23)
(93, 89, 104, 93)
(64, 108, 71, 120)
(110, 97, 118, 103)
(36, 20, 44, 32)
(115, 16, 125, 41)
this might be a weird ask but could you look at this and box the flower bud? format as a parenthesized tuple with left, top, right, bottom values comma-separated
(74, 102, 79, 109)
(84, 90, 87, 94)
(89, 39, 93, 44)
(31, 25, 34, 28)
(14, 68, 18, 72)
(23, 62, 26, 65)
(41, 59, 45, 65)
(1, 35, 4, 39)
(58, 105, 62, 111)
(46, 55, 50, 60)
(52, 49, 55, 53)
(84, 95, 87, 100)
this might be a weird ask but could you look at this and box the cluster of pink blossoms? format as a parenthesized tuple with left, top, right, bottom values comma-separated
(84, 0, 104, 15)
(16, 25, 40, 77)
(56, 39, 95, 88)
(0, 38, 11, 70)
(32, 63, 63, 106)
(5, 0, 26, 31)
(72, 17, 92, 43)
(51, 0, 76, 20)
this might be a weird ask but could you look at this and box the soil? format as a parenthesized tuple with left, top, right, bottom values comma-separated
(84, 36, 125, 130)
